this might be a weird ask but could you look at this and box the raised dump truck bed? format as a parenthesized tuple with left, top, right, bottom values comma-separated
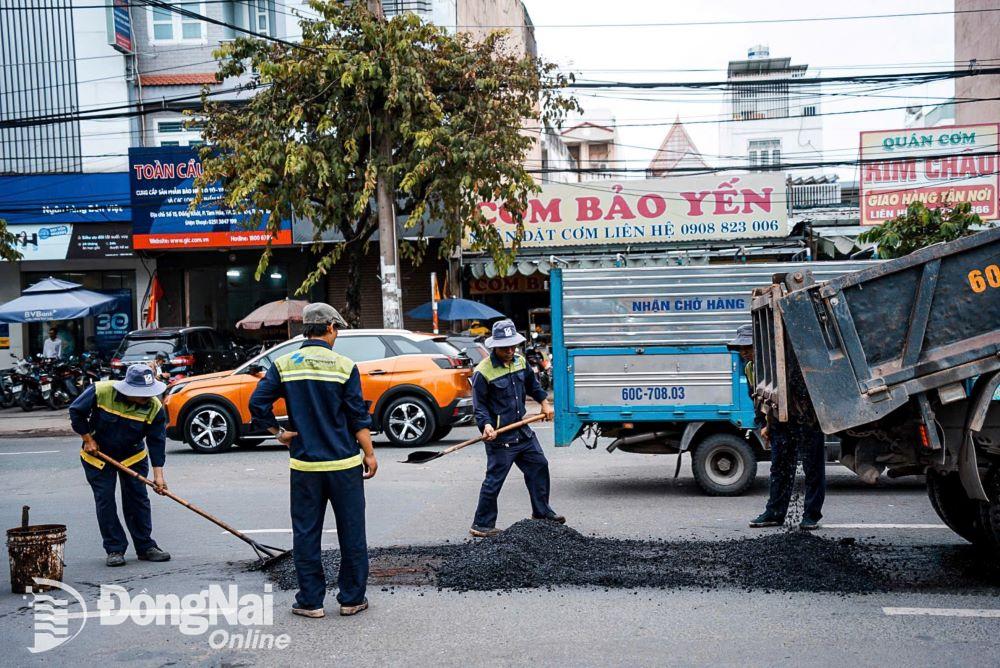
(751, 228, 1000, 550)
(753, 227, 1000, 434)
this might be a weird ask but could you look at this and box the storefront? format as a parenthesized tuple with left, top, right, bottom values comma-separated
(0, 173, 151, 365)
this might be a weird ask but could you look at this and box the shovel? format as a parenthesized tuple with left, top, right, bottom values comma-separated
(91, 450, 290, 568)
(401, 414, 547, 465)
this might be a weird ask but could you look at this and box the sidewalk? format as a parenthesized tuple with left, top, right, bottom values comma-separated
(0, 406, 75, 438)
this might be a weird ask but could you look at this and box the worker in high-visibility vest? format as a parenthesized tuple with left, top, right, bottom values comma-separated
(69, 364, 171, 567)
(249, 303, 377, 619)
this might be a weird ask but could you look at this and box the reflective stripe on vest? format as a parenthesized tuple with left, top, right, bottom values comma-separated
(274, 346, 355, 384)
(474, 354, 526, 382)
(80, 448, 148, 470)
(94, 381, 161, 424)
(289, 453, 363, 472)
(744, 360, 755, 387)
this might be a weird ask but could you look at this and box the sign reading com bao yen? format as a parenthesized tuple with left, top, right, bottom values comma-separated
(466, 173, 789, 249)
(860, 123, 1000, 226)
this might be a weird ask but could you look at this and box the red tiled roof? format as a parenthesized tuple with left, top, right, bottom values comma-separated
(139, 73, 219, 86)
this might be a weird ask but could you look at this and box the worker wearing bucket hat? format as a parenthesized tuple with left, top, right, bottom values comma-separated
(469, 319, 562, 538)
(69, 364, 171, 567)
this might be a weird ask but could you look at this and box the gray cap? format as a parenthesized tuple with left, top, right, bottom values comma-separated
(302, 302, 349, 328)
(727, 324, 753, 349)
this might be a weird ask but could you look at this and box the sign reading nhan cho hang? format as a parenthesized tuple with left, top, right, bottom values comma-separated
(860, 123, 1000, 226)
(468, 173, 788, 249)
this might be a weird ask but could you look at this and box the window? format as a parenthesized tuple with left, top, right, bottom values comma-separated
(248, 0, 270, 34)
(155, 117, 203, 147)
(748, 139, 780, 171)
(149, 2, 205, 42)
(803, 106, 816, 117)
(332, 336, 390, 363)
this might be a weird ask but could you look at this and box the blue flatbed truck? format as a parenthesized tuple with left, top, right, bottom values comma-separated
(551, 260, 871, 496)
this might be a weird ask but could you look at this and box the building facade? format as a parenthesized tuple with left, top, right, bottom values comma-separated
(954, 0, 1000, 126)
(718, 46, 823, 176)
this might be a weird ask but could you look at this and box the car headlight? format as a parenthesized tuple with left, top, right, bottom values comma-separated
(165, 382, 189, 397)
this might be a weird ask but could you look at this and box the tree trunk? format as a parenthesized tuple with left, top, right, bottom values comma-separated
(343, 238, 366, 328)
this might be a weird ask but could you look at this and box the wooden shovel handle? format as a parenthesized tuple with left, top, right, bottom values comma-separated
(91, 449, 257, 548)
(438, 413, 547, 456)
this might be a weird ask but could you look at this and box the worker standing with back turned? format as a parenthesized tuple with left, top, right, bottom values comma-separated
(469, 319, 562, 537)
(249, 303, 377, 619)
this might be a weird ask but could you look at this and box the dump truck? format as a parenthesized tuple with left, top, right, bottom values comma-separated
(550, 259, 872, 496)
(751, 227, 1000, 547)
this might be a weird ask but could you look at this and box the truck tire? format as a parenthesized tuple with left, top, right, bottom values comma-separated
(691, 434, 757, 496)
(974, 469, 1000, 551)
(926, 470, 990, 546)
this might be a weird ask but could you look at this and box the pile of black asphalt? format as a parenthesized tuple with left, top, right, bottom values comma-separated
(262, 519, 1000, 595)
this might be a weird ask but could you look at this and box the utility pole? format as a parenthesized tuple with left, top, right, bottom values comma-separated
(367, 0, 404, 329)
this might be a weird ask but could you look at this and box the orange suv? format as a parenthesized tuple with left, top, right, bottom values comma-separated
(163, 329, 474, 453)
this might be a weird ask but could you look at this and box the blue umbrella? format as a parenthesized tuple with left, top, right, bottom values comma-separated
(407, 298, 504, 321)
(0, 277, 120, 323)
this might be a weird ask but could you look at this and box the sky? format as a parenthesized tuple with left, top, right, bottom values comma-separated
(521, 0, 957, 179)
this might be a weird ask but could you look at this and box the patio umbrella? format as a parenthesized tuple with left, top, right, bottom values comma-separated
(406, 298, 504, 321)
(0, 277, 119, 323)
(236, 299, 309, 332)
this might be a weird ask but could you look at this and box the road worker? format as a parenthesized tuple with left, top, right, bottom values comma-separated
(469, 318, 561, 538)
(69, 364, 171, 567)
(249, 303, 377, 618)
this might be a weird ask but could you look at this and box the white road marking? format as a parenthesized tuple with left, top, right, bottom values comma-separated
(0, 450, 59, 456)
(883, 607, 1000, 618)
(822, 523, 948, 529)
(221, 529, 337, 534)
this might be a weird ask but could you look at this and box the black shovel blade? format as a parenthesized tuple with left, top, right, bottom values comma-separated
(400, 450, 445, 464)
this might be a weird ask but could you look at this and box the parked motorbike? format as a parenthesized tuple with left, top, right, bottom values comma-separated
(0, 368, 18, 409)
(524, 344, 553, 392)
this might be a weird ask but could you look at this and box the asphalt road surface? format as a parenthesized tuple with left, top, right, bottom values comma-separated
(2, 425, 998, 666)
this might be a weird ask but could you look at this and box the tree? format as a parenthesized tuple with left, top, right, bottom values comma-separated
(0, 218, 22, 262)
(194, 0, 577, 325)
(857, 201, 990, 259)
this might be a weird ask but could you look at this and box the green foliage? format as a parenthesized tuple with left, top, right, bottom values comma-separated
(194, 0, 577, 324)
(857, 202, 991, 259)
(0, 218, 23, 263)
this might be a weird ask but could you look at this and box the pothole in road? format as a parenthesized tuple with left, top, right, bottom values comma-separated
(261, 520, 1000, 595)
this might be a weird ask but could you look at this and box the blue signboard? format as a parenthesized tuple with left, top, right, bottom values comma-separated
(0, 173, 131, 225)
(129, 146, 291, 250)
(112, 0, 132, 53)
(94, 290, 133, 355)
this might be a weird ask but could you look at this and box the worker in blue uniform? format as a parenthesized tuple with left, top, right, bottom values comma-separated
(249, 303, 377, 619)
(733, 323, 827, 532)
(470, 319, 561, 538)
(69, 364, 171, 567)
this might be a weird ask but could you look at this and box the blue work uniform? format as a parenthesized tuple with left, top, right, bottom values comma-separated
(248, 339, 373, 611)
(471, 351, 554, 529)
(69, 381, 166, 555)
(762, 356, 826, 523)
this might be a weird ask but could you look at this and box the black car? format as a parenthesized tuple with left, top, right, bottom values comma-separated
(111, 327, 245, 380)
(446, 335, 489, 365)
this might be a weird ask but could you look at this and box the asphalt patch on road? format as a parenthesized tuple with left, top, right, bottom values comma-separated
(262, 519, 1000, 595)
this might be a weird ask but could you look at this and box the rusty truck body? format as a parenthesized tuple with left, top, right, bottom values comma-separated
(751, 227, 1000, 547)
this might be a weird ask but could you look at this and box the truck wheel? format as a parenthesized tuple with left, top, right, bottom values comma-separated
(926, 470, 990, 546)
(691, 434, 757, 496)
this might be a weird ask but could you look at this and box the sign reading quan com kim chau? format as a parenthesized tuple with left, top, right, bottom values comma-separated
(860, 123, 1000, 226)
(468, 173, 788, 249)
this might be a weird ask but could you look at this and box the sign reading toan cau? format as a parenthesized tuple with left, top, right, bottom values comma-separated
(467, 173, 788, 249)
